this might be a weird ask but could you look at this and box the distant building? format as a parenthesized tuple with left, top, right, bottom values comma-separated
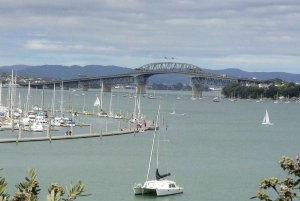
(246, 83, 257, 87)
(258, 83, 270, 88)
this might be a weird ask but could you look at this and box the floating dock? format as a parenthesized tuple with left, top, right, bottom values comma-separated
(0, 129, 142, 143)
(0, 119, 156, 143)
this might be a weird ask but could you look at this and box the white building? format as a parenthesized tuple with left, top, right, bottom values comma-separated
(258, 83, 270, 88)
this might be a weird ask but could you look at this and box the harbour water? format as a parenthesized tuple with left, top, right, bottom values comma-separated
(1, 88, 300, 201)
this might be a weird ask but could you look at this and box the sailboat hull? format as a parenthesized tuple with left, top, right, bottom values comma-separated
(156, 188, 183, 196)
(262, 122, 274, 125)
(134, 180, 184, 196)
(134, 187, 183, 196)
(133, 186, 154, 195)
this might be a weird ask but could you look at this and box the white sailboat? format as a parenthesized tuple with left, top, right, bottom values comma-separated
(213, 97, 220, 102)
(170, 102, 175, 114)
(93, 96, 101, 113)
(148, 92, 158, 99)
(98, 83, 108, 117)
(285, 95, 290, 103)
(262, 110, 273, 125)
(191, 91, 196, 100)
(133, 103, 184, 196)
(30, 121, 44, 132)
(213, 90, 221, 102)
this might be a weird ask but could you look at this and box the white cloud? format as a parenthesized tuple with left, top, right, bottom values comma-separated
(25, 40, 68, 51)
(25, 40, 116, 52)
(0, 0, 299, 73)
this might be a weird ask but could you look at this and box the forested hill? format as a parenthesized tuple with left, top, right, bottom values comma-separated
(0, 65, 133, 79)
(0, 65, 299, 83)
(204, 68, 300, 83)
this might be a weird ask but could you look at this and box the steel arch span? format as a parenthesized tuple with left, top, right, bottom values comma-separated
(135, 62, 205, 74)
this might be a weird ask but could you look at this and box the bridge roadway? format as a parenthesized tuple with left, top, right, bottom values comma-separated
(20, 62, 255, 97)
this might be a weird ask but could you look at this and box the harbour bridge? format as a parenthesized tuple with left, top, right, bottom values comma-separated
(23, 62, 254, 97)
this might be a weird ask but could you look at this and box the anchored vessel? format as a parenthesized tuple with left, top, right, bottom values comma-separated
(133, 103, 184, 196)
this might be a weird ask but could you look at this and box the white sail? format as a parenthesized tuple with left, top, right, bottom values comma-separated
(93, 96, 101, 113)
(170, 102, 175, 114)
(93, 97, 100, 106)
(265, 110, 270, 123)
(262, 110, 273, 125)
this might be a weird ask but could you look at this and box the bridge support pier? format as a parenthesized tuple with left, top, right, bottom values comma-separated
(103, 84, 111, 92)
(191, 83, 202, 98)
(82, 86, 88, 91)
(136, 83, 146, 94)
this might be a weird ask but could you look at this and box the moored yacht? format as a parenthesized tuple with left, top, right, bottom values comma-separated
(30, 121, 44, 132)
(133, 103, 183, 197)
(134, 170, 183, 196)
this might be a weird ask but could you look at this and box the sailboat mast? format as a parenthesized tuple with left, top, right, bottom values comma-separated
(137, 93, 141, 119)
(60, 81, 63, 117)
(18, 92, 21, 109)
(100, 82, 103, 110)
(52, 83, 56, 116)
(10, 70, 14, 119)
(133, 87, 137, 118)
(156, 112, 160, 170)
(145, 103, 161, 182)
(26, 81, 31, 112)
(41, 85, 44, 111)
(98, 96, 100, 113)
(109, 93, 112, 114)
(0, 80, 2, 106)
(13, 71, 17, 111)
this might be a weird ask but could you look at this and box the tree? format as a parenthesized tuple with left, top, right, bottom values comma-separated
(222, 82, 300, 100)
(251, 153, 300, 201)
(172, 83, 184, 91)
(0, 168, 90, 201)
(265, 85, 279, 99)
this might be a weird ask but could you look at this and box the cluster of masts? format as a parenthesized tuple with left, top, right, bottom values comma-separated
(95, 84, 146, 126)
(0, 70, 76, 132)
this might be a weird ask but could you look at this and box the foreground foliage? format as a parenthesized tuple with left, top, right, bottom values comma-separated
(251, 154, 300, 201)
(0, 168, 90, 201)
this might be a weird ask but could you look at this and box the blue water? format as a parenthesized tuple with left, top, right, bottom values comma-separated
(0, 88, 299, 201)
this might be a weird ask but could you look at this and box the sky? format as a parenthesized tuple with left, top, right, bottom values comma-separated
(0, 0, 299, 73)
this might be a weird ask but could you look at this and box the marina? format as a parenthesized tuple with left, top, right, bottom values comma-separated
(1, 0, 299, 200)
(1, 87, 300, 201)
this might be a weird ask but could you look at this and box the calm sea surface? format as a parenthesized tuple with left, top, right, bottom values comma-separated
(1, 88, 299, 201)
